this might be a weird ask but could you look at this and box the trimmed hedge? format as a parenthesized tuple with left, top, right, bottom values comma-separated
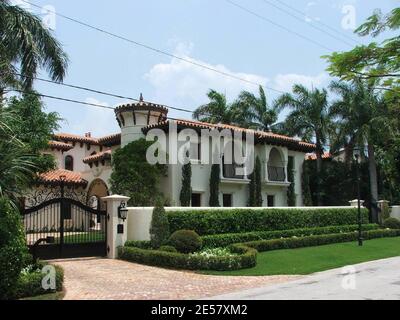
(167, 208, 370, 236)
(13, 264, 64, 299)
(118, 245, 257, 271)
(168, 230, 202, 253)
(0, 198, 28, 299)
(125, 240, 152, 249)
(202, 224, 380, 248)
(239, 229, 400, 252)
(383, 218, 400, 230)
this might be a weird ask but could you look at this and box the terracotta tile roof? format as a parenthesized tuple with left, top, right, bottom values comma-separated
(305, 152, 332, 161)
(53, 133, 99, 145)
(98, 133, 121, 147)
(53, 132, 121, 147)
(83, 150, 112, 164)
(37, 169, 88, 187)
(48, 140, 73, 151)
(114, 101, 169, 115)
(143, 119, 316, 152)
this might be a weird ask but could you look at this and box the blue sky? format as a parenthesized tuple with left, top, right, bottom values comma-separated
(12, 0, 399, 137)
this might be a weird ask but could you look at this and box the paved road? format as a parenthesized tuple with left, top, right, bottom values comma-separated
(53, 258, 297, 300)
(207, 257, 400, 300)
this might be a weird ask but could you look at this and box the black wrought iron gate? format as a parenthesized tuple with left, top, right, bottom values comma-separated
(23, 196, 107, 260)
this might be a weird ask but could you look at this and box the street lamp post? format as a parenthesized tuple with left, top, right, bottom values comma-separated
(353, 148, 363, 247)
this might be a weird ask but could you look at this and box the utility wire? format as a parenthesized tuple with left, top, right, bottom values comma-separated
(20, 0, 285, 94)
(273, 0, 362, 45)
(261, 0, 355, 47)
(14, 72, 195, 114)
(224, 0, 334, 52)
(10, 89, 188, 123)
(11, 89, 115, 110)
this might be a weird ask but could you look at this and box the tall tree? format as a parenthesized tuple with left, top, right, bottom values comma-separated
(6, 93, 60, 172)
(0, 94, 60, 205)
(193, 90, 234, 124)
(324, 8, 400, 96)
(0, 1, 68, 91)
(274, 84, 331, 205)
(209, 164, 220, 207)
(234, 86, 278, 131)
(180, 162, 192, 207)
(149, 200, 170, 249)
(329, 80, 388, 222)
(287, 157, 296, 207)
(248, 157, 262, 206)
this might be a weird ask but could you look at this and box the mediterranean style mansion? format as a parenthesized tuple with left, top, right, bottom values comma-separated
(31, 96, 316, 209)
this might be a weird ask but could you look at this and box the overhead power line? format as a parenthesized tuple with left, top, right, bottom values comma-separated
(273, 0, 362, 46)
(10, 89, 189, 123)
(11, 89, 115, 110)
(261, 0, 355, 47)
(224, 0, 334, 52)
(14, 73, 195, 114)
(20, 0, 285, 94)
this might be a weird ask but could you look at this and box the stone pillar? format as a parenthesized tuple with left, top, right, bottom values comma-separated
(349, 199, 365, 208)
(378, 200, 390, 224)
(102, 195, 130, 259)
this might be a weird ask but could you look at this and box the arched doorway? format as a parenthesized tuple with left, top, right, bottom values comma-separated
(87, 179, 109, 209)
(87, 179, 109, 229)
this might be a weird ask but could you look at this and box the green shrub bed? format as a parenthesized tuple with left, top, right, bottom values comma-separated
(118, 245, 257, 271)
(167, 208, 370, 235)
(202, 224, 379, 248)
(239, 229, 400, 252)
(13, 264, 64, 299)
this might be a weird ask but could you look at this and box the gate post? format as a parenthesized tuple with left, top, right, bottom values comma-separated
(101, 195, 130, 259)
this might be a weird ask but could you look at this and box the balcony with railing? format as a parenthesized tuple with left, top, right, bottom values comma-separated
(265, 147, 289, 185)
(267, 166, 286, 182)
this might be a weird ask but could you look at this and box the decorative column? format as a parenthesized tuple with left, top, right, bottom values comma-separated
(377, 200, 390, 224)
(349, 199, 365, 207)
(102, 195, 130, 259)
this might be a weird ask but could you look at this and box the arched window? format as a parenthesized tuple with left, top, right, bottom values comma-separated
(65, 155, 74, 171)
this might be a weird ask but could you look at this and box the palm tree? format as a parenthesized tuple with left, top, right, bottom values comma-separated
(274, 84, 332, 205)
(329, 80, 387, 223)
(234, 86, 277, 131)
(0, 109, 37, 206)
(193, 90, 234, 124)
(0, 1, 68, 92)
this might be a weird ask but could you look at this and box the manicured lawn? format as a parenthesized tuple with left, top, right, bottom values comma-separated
(203, 237, 400, 276)
(62, 231, 105, 244)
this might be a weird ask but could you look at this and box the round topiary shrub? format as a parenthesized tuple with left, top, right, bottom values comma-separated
(383, 217, 400, 230)
(158, 245, 178, 253)
(168, 230, 203, 254)
(0, 198, 28, 299)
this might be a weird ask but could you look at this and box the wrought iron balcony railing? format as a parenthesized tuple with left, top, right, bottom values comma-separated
(267, 166, 286, 182)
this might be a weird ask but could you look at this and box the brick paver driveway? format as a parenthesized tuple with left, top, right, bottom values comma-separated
(54, 258, 298, 300)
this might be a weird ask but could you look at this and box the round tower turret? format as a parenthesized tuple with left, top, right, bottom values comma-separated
(114, 94, 168, 147)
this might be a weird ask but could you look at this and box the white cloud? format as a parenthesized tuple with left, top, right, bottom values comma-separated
(144, 42, 269, 117)
(67, 98, 119, 137)
(144, 42, 331, 119)
(272, 72, 330, 92)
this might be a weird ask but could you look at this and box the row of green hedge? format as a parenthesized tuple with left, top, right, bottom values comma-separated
(13, 264, 64, 299)
(239, 229, 400, 252)
(167, 208, 370, 235)
(118, 245, 257, 271)
(202, 224, 380, 248)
